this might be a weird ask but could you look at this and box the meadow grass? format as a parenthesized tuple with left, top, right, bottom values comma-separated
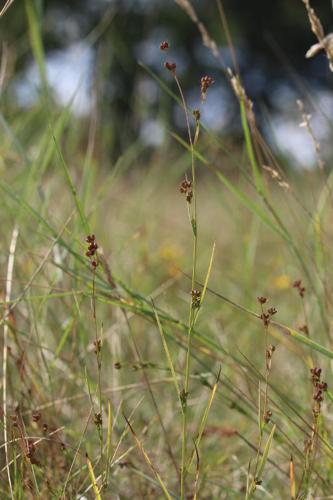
(1, 1, 333, 498)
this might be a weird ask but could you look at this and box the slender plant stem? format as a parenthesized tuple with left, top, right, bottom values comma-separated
(174, 73, 198, 500)
(248, 304, 273, 498)
(92, 268, 103, 457)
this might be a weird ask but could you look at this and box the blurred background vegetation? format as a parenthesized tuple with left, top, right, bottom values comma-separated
(1, 0, 333, 163)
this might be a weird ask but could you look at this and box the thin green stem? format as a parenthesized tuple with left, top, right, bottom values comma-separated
(174, 74, 198, 500)
(92, 269, 103, 458)
(248, 304, 271, 498)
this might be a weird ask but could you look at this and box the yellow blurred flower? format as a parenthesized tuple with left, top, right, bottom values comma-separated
(159, 243, 182, 261)
(274, 274, 291, 289)
(158, 243, 183, 277)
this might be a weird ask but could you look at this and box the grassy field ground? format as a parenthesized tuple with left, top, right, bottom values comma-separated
(2, 1, 333, 499)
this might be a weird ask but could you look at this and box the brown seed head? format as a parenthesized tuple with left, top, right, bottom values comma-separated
(264, 409, 272, 423)
(179, 177, 193, 203)
(260, 313, 270, 327)
(32, 412, 41, 423)
(257, 296, 268, 304)
(200, 75, 215, 101)
(193, 109, 201, 121)
(191, 289, 201, 309)
(85, 234, 99, 269)
(160, 41, 169, 51)
(164, 61, 176, 73)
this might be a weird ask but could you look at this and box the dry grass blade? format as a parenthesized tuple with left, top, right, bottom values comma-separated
(216, 0, 239, 72)
(175, 0, 219, 57)
(106, 400, 113, 479)
(302, 0, 333, 71)
(174, 0, 197, 22)
(0, 0, 14, 17)
(2, 224, 18, 500)
(124, 415, 172, 500)
(263, 165, 291, 192)
(302, 0, 324, 41)
(297, 99, 325, 172)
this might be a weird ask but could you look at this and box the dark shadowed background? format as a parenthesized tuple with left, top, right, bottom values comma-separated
(2, 0, 333, 165)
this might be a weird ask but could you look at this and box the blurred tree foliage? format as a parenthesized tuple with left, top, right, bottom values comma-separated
(1, 0, 333, 155)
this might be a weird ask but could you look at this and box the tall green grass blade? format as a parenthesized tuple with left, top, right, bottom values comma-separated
(239, 100, 264, 196)
(256, 424, 276, 482)
(25, 0, 47, 91)
(188, 368, 220, 470)
(152, 303, 182, 409)
(271, 322, 333, 360)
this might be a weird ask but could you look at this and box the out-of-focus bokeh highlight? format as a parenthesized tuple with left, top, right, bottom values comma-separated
(2, 0, 333, 166)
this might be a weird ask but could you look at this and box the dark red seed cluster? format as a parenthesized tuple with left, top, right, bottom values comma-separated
(311, 367, 327, 410)
(32, 412, 41, 423)
(257, 296, 268, 304)
(257, 296, 277, 327)
(260, 310, 277, 327)
(263, 409, 272, 424)
(164, 61, 176, 73)
(85, 234, 99, 270)
(160, 41, 169, 51)
(293, 279, 306, 298)
(191, 289, 201, 309)
(94, 412, 102, 427)
(179, 177, 193, 203)
(200, 75, 215, 101)
(27, 439, 40, 465)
